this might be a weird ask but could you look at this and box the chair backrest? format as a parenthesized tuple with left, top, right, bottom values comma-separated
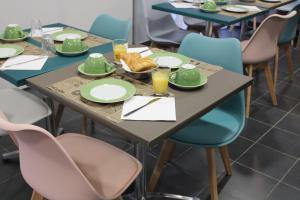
(89, 14, 131, 40)
(242, 11, 297, 64)
(178, 33, 245, 127)
(279, 5, 300, 44)
(142, 0, 179, 38)
(0, 112, 102, 200)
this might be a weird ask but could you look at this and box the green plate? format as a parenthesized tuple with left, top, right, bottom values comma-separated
(52, 30, 88, 42)
(199, 7, 221, 13)
(80, 78, 136, 104)
(0, 32, 29, 43)
(78, 63, 117, 77)
(149, 51, 190, 69)
(56, 44, 89, 56)
(169, 71, 208, 89)
(222, 5, 249, 13)
(0, 44, 24, 59)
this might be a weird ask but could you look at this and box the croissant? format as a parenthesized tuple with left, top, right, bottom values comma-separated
(121, 53, 156, 72)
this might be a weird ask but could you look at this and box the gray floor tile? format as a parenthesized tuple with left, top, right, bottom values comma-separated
(283, 161, 300, 189)
(267, 183, 300, 200)
(241, 118, 271, 141)
(250, 103, 287, 125)
(276, 113, 300, 135)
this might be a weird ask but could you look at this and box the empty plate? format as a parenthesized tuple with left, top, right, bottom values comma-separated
(80, 78, 136, 104)
(52, 30, 88, 42)
(222, 5, 249, 13)
(149, 52, 190, 69)
(0, 44, 24, 59)
(261, 0, 281, 2)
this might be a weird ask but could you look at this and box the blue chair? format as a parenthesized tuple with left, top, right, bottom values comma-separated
(89, 14, 131, 40)
(274, 5, 300, 87)
(148, 33, 245, 200)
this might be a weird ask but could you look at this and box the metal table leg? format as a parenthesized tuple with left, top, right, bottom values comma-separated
(134, 143, 200, 200)
(240, 21, 248, 40)
(205, 21, 213, 37)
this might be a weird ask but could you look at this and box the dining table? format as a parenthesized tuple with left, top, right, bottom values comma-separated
(27, 47, 252, 199)
(152, 0, 296, 36)
(0, 23, 112, 86)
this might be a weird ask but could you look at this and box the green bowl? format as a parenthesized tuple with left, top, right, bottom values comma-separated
(78, 63, 116, 77)
(174, 64, 201, 86)
(4, 24, 25, 39)
(62, 38, 87, 52)
(84, 53, 108, 74)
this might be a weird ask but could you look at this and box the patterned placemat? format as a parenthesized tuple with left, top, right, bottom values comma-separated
(46, 53, 223, 124)
(33, 27, 112, 48)
(0, 41, 45, 65)
(230, 0, 293, 9)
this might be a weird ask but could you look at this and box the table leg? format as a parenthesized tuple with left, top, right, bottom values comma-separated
(44, 98, 56, 135)
(205, 21, 213, 37)
(240, 21, 248, 40)
(135, 143, 147, 200)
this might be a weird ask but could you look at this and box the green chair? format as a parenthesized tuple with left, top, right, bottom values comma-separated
(148, 33, 245, 200)
(90, 14, 131, 40)
(274, 6, 300, 88)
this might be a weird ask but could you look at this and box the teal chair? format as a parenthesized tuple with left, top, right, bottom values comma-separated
(148, 33, 245, 200)
(89, 14, 131, 40)
(274, 6, 300, 87)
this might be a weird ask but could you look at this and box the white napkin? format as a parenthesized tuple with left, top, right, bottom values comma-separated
(127, 47, 153, 58)
(31, 27, 64, 37)
(170, 2, 197, 9)
(1, 55, 48, 71)
(236, 5, 261, 12)
(121, 96, 176, 121)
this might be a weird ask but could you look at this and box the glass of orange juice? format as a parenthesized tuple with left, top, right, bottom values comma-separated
(113, 39, 128, 63)
(152, 68, 170, 96)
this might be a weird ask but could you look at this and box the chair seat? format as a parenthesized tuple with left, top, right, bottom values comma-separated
(151, 29, 191, 45)
(57, 133, 142, 199)
(171, 107, 242, 147)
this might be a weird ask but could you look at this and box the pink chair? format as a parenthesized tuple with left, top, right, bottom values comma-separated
(241, 11, 296, 117)
(0, 112, 142, 200)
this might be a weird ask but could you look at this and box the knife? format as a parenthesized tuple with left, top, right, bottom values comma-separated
(123, 97, 161, 117)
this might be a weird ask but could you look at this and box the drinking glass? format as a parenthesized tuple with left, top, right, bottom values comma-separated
(41, 34, 55, 56)
(152, 68, 170, 96)
(113, 39, 128, 63)
(30, 18, 42, 37)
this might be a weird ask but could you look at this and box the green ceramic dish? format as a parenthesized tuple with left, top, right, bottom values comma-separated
(52, 30, 88, 42)
(78, 63, 116, 77)
(80, 78, 136, 104)
(149, 52, 190, 69)
(175, 65, 202, 86)
(169, 71, 208, 89)
(0, 44, 24, 59)
(199, 7, 221, 13)
(0, 32, 29, 43)
(56, 44, 89, 56)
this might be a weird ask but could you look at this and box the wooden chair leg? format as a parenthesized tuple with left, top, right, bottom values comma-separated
(245, 64, 253, 118)
(114, 196, 123, 200)
(206, 148, 218, 200)
(31, 191, 44, 200)
(82, 115, 88, 135)
(213, 28, 220, 38)
(253, 17, 257, 30)
(274, 46, 280, 93)
(263, 62, 278, 106)
(55, 103, 65, 128)
(219, 146, 232, 176)
(148, 140, 176, 192)
(284, 44, 294, 80)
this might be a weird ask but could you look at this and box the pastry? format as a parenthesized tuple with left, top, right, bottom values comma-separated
(121, 53, 156, 72)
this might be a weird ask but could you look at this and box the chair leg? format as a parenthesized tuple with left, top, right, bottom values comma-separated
(273, 46, 280, 93)
(31, 191, 44, 200)
(284, 44, 294, 80)
(219, 146, 232, 176)
(245, 64, 253, 118)
(148, 140, 176, 192)
(213, 28, 220, 38)
(82, 115, 88, 135)
(114, 196, 123, 200)
(55, 104, 65, 128)
(206, 148, 218, 200)
(263, 62, 278, 106)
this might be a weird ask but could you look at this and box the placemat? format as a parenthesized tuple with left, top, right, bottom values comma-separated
(231, 0, 293, 9)
(46, 55, 223, 124)
(0, 41, 45, 65)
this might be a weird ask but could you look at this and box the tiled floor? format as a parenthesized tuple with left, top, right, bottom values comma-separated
(1, 32, 300, 200)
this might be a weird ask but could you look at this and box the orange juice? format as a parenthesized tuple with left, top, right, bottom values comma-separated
(113, 44, 127, 62)
(152, 69, 170, 95)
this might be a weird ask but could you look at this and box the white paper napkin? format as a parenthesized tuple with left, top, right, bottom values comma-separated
(1, 55, 48, 71)
(31, 27, 64, 37)
(121, 96, 176, 121)
(127, 47, 153, 58)
(170, 2, 197, 9)
(236, 5, 261, 12)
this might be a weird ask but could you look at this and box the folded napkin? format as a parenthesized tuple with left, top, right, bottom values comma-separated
(236, 5, 261, 12)
(170, 2, 197, 9)
(31, 27, 64, 37)
(1, 55, 48, 71)
(121, 96, 176, 121)
(127, 47, 153, 58)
